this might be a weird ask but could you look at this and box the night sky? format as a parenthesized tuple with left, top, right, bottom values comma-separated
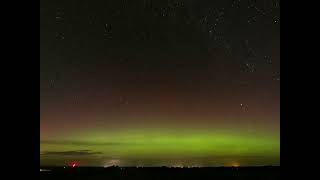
(40, 0, 280, 167)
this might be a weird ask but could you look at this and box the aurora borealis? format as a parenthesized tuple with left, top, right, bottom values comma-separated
(41, 128, 279, 166)
(41, 0, 280, 167)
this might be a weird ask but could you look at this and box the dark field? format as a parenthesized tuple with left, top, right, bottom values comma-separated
(40, 166, 280, 180)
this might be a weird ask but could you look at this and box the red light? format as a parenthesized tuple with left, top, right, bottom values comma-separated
(68, 161, 79, 168)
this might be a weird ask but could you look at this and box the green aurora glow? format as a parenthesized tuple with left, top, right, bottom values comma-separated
(41, 128, 279, 166)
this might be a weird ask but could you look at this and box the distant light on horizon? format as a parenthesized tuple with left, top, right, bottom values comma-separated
(230, 162, 240, 167)
(40, 169, 51, 172)
(103, 159, 121, 168)
(69, 161, 79, 168)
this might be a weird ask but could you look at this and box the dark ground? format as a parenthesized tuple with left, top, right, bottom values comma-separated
(40, 166, 280, 180)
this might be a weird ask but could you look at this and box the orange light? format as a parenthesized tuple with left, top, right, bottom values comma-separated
(231, 163, 240, 167)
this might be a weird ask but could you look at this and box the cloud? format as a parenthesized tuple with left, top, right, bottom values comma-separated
(41, 150, 102, 156)
(40, 140, 126, 146)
